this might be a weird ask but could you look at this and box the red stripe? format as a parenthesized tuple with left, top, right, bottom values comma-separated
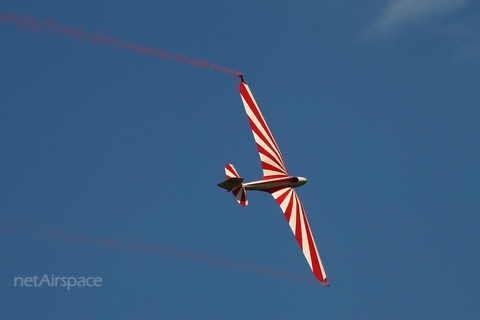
(256, 143, 287, 176)
(241, 84, 286, 170)
(247, 117, 285, 172)
(225, 164, 239, 178)
(303, 212, 324, 281)
(240, 189, 246, 203)
(232, 186, 241, 196)
(261, 161, 285, 177)
(294, 195, 303, 248)
(283, 191, 295, 222)
(270, 187, 290, 204)
(246, 115, 285, 172)
(299, 202, 325, 282)
(240, 83, 272, 142)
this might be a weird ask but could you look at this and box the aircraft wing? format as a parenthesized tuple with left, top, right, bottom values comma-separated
(269, 186, 329, 285)
(239, 81, 288, 179)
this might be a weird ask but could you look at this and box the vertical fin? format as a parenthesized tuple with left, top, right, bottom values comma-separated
(225, 164, 240, 179)
(232, 185, 248, 206)
(218, 164, 248, 206)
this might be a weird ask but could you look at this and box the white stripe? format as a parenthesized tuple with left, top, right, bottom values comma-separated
(297, 196, 312, 268)
(277, 189, 293, 214)
(242, 97, 281, 161)
(225, 166, 238, 178)
(244, 104, 276, 152)
(262, 169, 284, 178)
(241, 87, 287, 176)
(260, 156, 285, 175)
(270, 188, 286, 199)
(288, 193, 298, 235)
(243, 85, 267, 124)
(242, 91, 287, 171)
(251, 131, 284, 171)
(301, 205, 326, 278)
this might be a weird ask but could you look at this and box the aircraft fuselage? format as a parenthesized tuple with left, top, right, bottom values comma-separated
(243, 176, 307, 191)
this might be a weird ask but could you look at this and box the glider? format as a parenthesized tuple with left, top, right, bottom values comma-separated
(218, 77, 329, 286)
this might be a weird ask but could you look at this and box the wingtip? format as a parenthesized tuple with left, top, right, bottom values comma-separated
(323, 278, 330, 286)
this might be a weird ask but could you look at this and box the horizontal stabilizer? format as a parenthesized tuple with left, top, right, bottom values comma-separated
(217, 177, 244, 191)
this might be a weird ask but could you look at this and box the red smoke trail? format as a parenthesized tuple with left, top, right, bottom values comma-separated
(0, 10, 242, 77)
(0, 216, 320, 285)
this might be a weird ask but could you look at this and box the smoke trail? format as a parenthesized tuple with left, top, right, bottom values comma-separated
(0, 215, 321, 285)
(0, 10, 242, 77)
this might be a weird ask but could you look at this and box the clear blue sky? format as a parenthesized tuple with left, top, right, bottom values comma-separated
(1, 1, 479, 319)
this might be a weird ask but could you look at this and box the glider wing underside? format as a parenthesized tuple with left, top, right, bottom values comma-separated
(269, 186, 328, 285)
(239, 82, 288, 179)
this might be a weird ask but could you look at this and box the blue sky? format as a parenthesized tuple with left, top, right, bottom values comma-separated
(1, 1, 479, 318)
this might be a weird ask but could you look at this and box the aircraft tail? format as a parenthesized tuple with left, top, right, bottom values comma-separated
(217, 164, 248, 206)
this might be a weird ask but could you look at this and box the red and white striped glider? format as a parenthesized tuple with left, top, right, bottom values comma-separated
(218, 78, 329, 286)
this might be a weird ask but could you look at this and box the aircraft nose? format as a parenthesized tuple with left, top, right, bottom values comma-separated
(295, 177, 307, 186)
(290, 176, 307, 187)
